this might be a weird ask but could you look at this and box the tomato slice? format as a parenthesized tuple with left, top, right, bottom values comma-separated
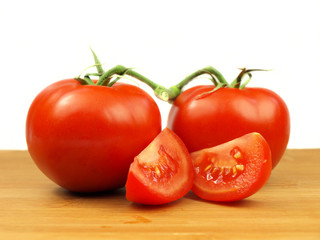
(191, 132, 272, 202)
(125, 128, 194, 205)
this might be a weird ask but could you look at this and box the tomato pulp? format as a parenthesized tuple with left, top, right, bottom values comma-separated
(191, 132, 272, 202)
(168, 86, 290, 168)
(125, 128, 194, 205)
(26, 79, 161, 192)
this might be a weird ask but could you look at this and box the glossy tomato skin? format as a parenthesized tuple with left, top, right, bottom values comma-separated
(167, 86, 290, 168)
(191, 132, 272, 202)
(125, 128, 194, 205)
(26, 79, 161, 192)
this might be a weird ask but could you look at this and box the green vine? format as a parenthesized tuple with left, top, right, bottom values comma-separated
(75, 49, 270, 102)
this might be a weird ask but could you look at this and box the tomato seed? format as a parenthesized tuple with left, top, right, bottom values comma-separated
(155, 166, 161, 177)
(232, 166, 237, 177)
(233, 150, 242, 159)
(212, 167, 218, 174)
(235, 164, 244, 171)
(204, 164, 212, 172)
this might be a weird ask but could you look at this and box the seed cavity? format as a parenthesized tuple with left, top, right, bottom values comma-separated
(202, 148, 246, 181)
(205, 163, 245, 181)
(139, 145, 178, 181)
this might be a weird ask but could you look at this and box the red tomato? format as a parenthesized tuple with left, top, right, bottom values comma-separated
(191, 132, 272, 202)
(125, 128, 194, 205)
(26, 79, 161, 192)
(167, 86, 290, 168)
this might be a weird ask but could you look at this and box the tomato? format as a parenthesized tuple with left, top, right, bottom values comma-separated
(167, 85, 290, 168)
(125, 128, 194, 205)
(190, 132, 272, 202)
(26, 79, 161, 192)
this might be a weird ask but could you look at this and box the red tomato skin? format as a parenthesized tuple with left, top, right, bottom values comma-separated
(125, 128, 194, 205)
(191, 132, 272, 202)
(126, 171, 169, 205)
(26, 79, 161, 192)
(167, 86, 290, 168)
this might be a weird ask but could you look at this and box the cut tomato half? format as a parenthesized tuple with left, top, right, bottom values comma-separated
(191, 132, 272, 202)
(125, 128, 194, 205)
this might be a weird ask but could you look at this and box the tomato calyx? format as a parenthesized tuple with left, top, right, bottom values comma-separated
(74, 49, 150, 87)
(230, 68, 271, 89)
(74, 49, 172, 100)
(163, 67, 271, 102)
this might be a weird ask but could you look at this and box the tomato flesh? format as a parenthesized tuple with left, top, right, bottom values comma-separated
(191, 132, 272, 202)
(125, 128, 194, 205)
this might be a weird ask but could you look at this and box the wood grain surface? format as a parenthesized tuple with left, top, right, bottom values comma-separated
(1, 149, 319, 239)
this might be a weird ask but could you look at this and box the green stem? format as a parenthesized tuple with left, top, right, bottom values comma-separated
(239, 72, 253, 89)
(97, 65, 127, 86)
(201, 66, 228, 85)
(125, 69, 160, 90)
(120, 68, 173, 102)
(107, 76, 122, 87)
(74, 76, 95, 85)
(232, 68, 271, 89)
(175, 66, 227, 90)
(161, 66, 228, 102)
(234, 68, 247, 89)
(95, 65, 172, 101)
(90, 48, 104, 75)
(76, 49, 171, 99)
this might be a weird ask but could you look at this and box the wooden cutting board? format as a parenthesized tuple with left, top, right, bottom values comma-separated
(1, 149, 319, 239)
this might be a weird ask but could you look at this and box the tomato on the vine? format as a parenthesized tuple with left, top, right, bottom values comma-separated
(26, 79, 161, 193)
(125, 128, 194, 205)
(167, 68, 290, 168)
(191, 132, 272, 202)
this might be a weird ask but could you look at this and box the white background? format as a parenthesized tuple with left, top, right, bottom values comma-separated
(1, 0, 319, 149)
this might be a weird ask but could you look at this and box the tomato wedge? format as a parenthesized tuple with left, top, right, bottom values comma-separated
(125, 128, 194, 205)
(191, 132, 272, 202)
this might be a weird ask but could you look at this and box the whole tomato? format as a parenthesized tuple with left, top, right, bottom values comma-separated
(167, 69, 290, 169)
(26, 79, 161, 192)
